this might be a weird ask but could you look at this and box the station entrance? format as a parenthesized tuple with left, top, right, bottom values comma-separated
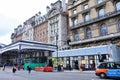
(0, 40, 56, 69)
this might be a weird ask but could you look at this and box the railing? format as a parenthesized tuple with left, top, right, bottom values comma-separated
(69, 32, 120, 45)
(70, 9, 120, 30)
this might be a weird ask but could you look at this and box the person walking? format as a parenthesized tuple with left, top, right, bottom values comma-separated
(27, 66, 31, 74)
(12, 66, 16, 73)
(2, 64, 5, 71)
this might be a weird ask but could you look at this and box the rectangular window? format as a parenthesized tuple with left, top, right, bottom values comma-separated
(83, 4, 89, 10)
(98, 8, 104, 17)
(73, 17, 78, 26)
(74, 31, 79, 41)
(84, 13, 90, 21)
(73, 9, 77, 14)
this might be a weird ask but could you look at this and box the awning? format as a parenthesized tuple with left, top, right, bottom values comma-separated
(0, 40, 57, 54)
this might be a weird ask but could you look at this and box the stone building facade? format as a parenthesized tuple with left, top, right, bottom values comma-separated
(47, 0, 69, 50)
(68, 0, 120, 48)
(22, 17, 35, 41)
(52, 0, 120, 70)
(34, 14, 48, 43)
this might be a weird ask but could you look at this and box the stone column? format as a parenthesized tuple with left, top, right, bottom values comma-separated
(63, 57, 66, 67)
(70, 57, 73, 68)
(78, 56, 81, 69)
(85, 56, 88, 68)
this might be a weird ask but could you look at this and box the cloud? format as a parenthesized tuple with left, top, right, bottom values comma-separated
(0, 0, 58, 22)
(0, 14, 21, 36)
(0, 33, 11, 45)
(0, 14, 21, 44)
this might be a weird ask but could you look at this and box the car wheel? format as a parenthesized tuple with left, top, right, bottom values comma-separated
(100, 73, 106, 78)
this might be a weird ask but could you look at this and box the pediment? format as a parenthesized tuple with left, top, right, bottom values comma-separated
(48, 8, 59, 17)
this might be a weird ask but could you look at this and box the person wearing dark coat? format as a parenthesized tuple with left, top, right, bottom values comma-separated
(27, 66, 31, 74)
(12, 66, 16, 73)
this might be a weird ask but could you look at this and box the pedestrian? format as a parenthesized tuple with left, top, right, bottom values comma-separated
(61, 64, 64, 71)
(2, 64, 5, 71)
(57, 64, 61, 71)
(27, 66, 31, 74)
(69, 64, 71, 71)
(12, 66, 16, 73)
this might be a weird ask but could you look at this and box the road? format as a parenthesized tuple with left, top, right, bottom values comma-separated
(0, 68, 115, 80)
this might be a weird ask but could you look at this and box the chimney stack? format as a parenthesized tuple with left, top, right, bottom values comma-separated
(46, 6, 50, 13)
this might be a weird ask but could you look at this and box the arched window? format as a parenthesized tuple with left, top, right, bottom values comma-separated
(118, 20, 120, 31)
(74, 31, 79, 41)
(86, 27, 92, 39)
(98, 8, 104, 17)
(115, 1, 120, 11)
(100, 24, 108, 36)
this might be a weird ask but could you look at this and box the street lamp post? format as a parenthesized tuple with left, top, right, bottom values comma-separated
(55, 33, 58, 64)
(18, 44, 21, 70)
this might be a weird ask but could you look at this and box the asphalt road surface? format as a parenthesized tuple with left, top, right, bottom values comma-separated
(0, 68, 116, 80)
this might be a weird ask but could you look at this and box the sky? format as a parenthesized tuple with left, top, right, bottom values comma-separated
(0, 0, 68, 45)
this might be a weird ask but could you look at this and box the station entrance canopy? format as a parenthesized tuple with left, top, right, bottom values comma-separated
(0, 40, 57, 54)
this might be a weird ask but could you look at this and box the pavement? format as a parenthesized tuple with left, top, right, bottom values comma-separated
(63, 70, 95, 73)
(1, 66, 95, 73)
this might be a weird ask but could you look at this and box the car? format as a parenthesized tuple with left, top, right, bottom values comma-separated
(95, 61, 120, 79)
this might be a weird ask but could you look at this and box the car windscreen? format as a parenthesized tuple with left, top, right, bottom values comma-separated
(115, 63, 120, 69)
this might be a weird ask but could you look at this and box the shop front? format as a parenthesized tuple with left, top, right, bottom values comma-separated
(52, 44, 120, 70)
